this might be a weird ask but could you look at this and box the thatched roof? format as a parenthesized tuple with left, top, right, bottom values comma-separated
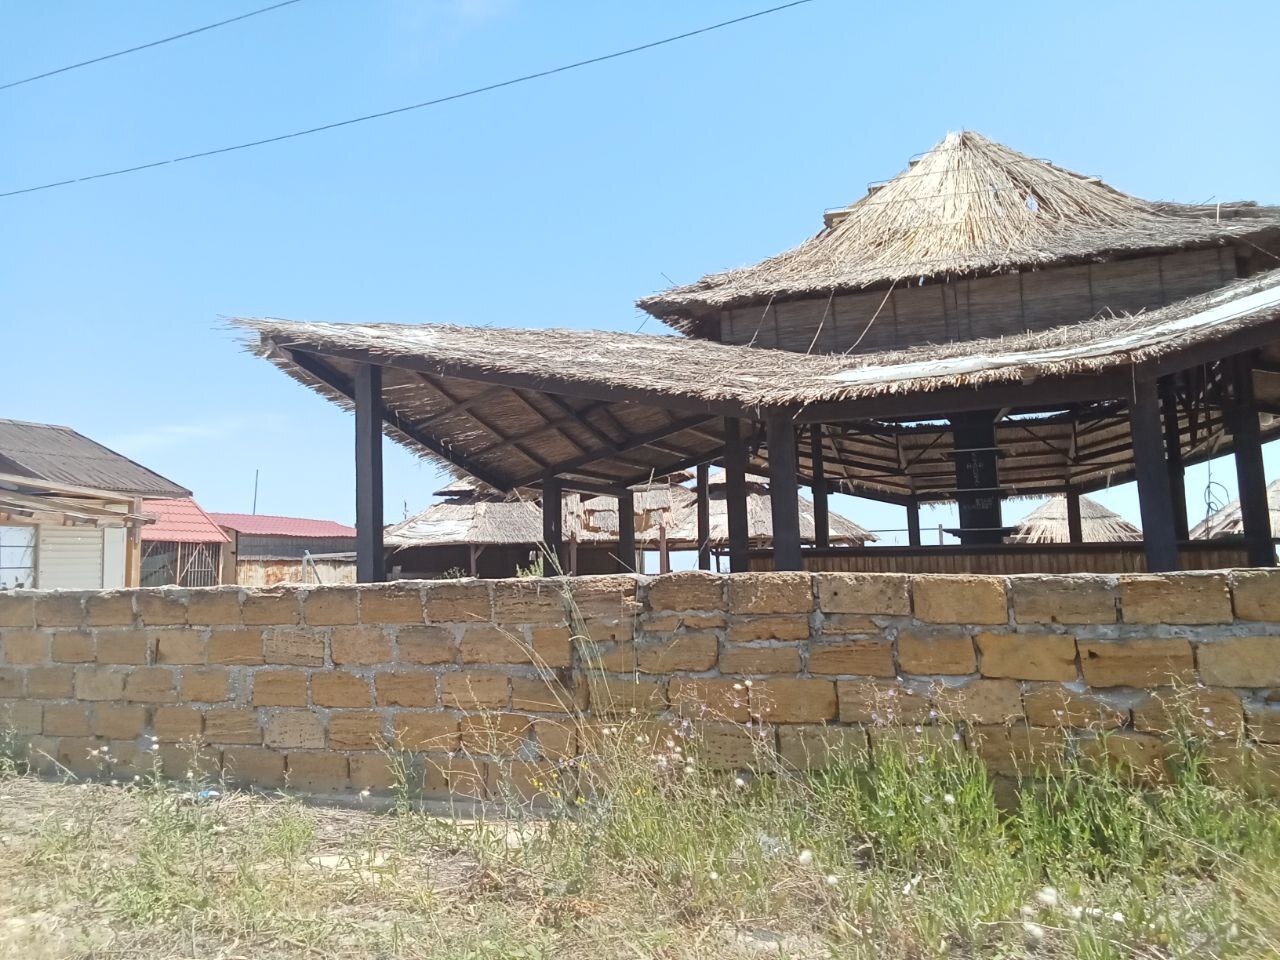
(1006, 495, 1142, 544)
(638, 131, 1280, 327)
(238, 270, 1280, 417)
(580, 474, 874, 548)
(386, 474, 873, 550)
(1190, 479, 1280, 540)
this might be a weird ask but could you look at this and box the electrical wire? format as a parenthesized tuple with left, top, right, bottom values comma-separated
(0, 0, 816, 199)
(0, 0, 306, 92)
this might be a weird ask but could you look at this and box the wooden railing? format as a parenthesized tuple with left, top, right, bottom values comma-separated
(747, 539, 1257, 575)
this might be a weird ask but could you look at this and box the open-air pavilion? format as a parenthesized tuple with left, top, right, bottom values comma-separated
(238, 132, 1280, 580)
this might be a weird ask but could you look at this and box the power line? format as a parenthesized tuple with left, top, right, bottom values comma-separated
(0, 0, 817, 200)
(0, 0, 306, 93)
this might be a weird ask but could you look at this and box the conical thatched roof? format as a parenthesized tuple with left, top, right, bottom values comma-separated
(1190, 479, 1280, 540)
(1006, 495, 1142, 544)
(639, 131, 1280, 326)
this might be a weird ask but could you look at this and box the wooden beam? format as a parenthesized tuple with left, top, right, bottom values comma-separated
(766, 413, 802, 571)
(354, 363, 385, 583)
(696, 463, 711, 571)
(810, 425, 830, 549)
(906, 497, 921, 547)
(1130, 376, 1179, 573)
(285, 349, 514, 493)
(1228, 355, 1276, 567)
(1160, 378, 1190, 541)
(1066, 488, 1083, 544)
(417, 374, 551, 472)
(511, 414, 717, 489)
(616, 489, 636, 573)
(541, 476, 563, 576)
(724, 418, 751, 573)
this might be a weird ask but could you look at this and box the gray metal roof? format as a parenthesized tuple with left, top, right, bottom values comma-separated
(0, 419, 190, 498)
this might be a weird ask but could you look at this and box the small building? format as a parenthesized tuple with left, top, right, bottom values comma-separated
(0, 419, 187, 589)
(1191, 479, 1280, 544)
(211, 512, 357, 586)
(139, 498, 230, 587)
(1007, 495, 1142, 544)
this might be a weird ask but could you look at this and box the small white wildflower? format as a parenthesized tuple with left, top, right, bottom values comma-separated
(952, 732, 962, 742)
(943, 793, 956, 806)
(1020, 905, 1036, 919)
(1087, 907, 1104, 918)
(212, 825, 227, 834)
(634, 735, 645, 744)
(1201, 706, 1211, 714)
(1205, 719, 1215, 728)
(186, 770, 195, 780)
(825, 874, 839, 886)
(708, 870, 719, 881)
(914, 725, 923, 733)
(359, 788, 371, 799)
(1067, 905, 1083, 921)
(1110, 911, 1125, 923)
(797, 849, 814, 867)
(921, 795, 932, 804)
(149, 735, 159, 743)
(628, 707, 637, 715)
(734, 777, 746, 789)
(110, 779, 119, 787)
(1022, 922, 1046, 941)
(132, 775, 141, 782)
(743, 679, 753, 688)
(683, 764, 695, 775)
(733, 683, 744, 691)
(1036, 887, 1059, 908)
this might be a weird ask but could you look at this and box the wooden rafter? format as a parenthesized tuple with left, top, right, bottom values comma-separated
(417, 374, 551, 471)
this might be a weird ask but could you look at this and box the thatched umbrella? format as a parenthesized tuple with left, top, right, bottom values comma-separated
(1006, 495, 1142, 544)
(1190, 479, 1280, 540)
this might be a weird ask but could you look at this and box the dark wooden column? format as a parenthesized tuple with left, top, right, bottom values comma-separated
(1228, 356, 1276, 568)
(1130, 376, 1180, 573)
(950, 411, 1003, 545)
(906, 497, 921, 547)
(542, 476, 563, 576)
(695, 464, 711, 571)
(1160, 379, 1190, 541)
(766, 413, 803, 571)
(810, 425, 830, 549)
(1066, 488, 1084, 544)
(723, 418, 751, 573)
(616, 489, 636, 573)
(353, 363, 385, 583)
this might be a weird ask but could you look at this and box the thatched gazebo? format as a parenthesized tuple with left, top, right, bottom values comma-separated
(1191, 479, 1280, 542)
(1007, 495, 1142, 544)
(239, 131, 1280, 580)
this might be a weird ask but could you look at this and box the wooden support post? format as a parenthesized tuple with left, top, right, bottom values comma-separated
(1228, 356, 1276, 567)
(125, 497, 143, 587)
(542, 477, 563, 576)
(724, 418, 751, 573)
(766, 413, 803, 572)
(696, 463, 711, 571)
(1160, 379, 1190, 541)
(906, 497, 921, 547)
(1130, 376, 1180, 573)
(616, 489, 636, 573)
(1066, 488, 1083, 544)
(468, 544, 479, 578)
(354, 363, 385, 583)
(658, 523, 670, 574)
(810, 425, 830, 549)
(950, 410, 1003, 545)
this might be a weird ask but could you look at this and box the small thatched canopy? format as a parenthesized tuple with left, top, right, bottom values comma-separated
(1190, 479, 1280, 540)
(638, 131, 1280, 329)
(1007, 495, 1142, 544)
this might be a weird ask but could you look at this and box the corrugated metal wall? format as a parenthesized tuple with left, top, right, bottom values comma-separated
(36, 526, 105, 589)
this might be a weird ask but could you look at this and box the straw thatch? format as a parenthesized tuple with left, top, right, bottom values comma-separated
(638, 131, 1280, 326)
(386, 475, 874, 550)
(237, 269, 1280, 415)
(579, 473, 875, 548)
(1006, 495, 1142, 544)
(1190, 479, 1280, 540)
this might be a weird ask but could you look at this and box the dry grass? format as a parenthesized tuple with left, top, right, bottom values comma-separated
(2, 712, 1280, 960)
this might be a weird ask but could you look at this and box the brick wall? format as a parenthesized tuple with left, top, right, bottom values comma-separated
(1, 570, 1279, 796)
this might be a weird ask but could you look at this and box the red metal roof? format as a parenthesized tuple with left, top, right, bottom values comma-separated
(208, 512, 356, 538)
(141, 499, 231, 544)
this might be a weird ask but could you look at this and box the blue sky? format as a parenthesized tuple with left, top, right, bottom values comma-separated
(2, 0, 1277, 547)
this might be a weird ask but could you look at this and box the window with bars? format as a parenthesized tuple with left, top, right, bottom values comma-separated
(141, 541, 221, 588)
